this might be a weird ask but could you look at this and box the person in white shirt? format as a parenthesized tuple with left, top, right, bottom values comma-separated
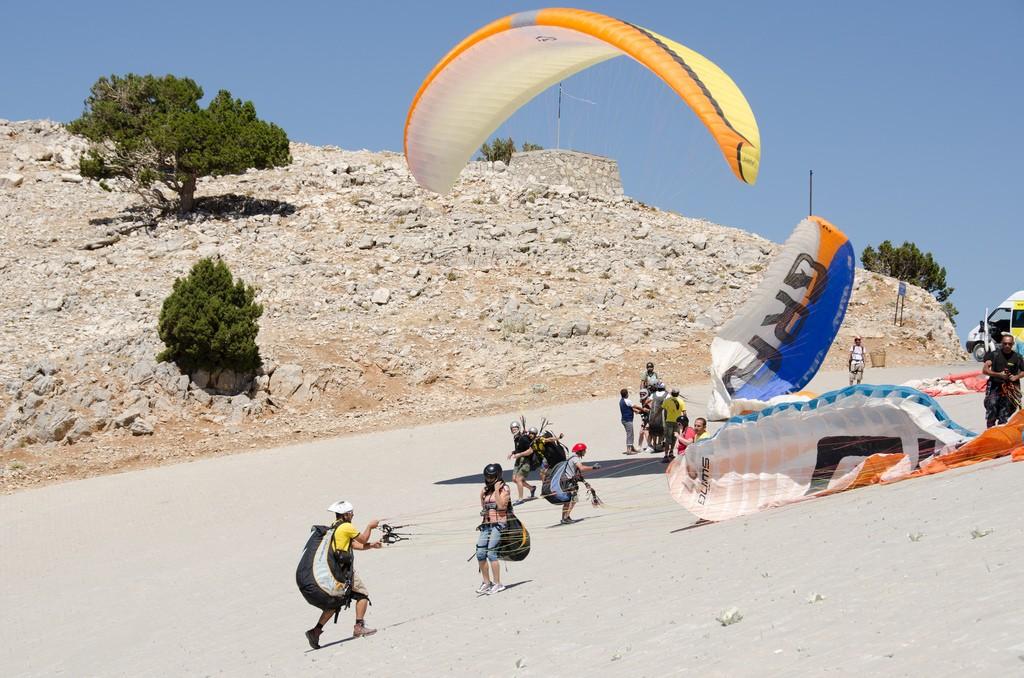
(848, 336, 868, 385)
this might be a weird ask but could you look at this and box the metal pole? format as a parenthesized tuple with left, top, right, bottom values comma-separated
(556, 82, 562, 150)
(808, 170, 813, 216)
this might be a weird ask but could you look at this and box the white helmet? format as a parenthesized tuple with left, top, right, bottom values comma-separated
(327, 500, 354, 515)
(510, 421, 521, 431)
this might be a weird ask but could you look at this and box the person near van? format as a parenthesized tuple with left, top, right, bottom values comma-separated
(304, 501, 382, 649)
(982, 334, 1024, 427)
(849, 336, 868, 385)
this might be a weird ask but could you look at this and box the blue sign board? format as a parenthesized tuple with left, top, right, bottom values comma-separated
(897, 282, 907, 297)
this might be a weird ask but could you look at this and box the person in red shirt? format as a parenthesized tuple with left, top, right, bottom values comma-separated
(671, 414, 694, 461)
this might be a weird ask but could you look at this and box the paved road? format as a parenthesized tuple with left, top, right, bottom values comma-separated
(5, 363, 1018, 677)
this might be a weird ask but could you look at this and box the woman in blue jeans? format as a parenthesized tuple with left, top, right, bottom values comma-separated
(476, 463, 510, 595)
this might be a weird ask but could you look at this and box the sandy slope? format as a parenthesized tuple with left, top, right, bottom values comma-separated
(3, 364, 1021, 677)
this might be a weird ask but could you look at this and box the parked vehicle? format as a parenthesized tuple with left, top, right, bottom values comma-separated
(966, 291, 1024, 361)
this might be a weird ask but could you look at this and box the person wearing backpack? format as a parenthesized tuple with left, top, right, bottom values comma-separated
(648, 383, 668, 453)
(508, 426, 539, 505)
(476, 463, 512, 595)
(304, 500, 383, 649)
(661, 389, 686, 463)
(559, 443, 601, 524)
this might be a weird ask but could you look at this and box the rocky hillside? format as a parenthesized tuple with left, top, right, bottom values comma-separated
(0, 119, 965, 491)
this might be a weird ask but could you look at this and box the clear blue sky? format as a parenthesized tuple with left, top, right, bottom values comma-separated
(2, 1, 1021, 341)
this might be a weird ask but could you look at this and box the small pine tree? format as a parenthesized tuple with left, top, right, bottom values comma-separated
(480, 136, 515, 164)
(157, 258, 263, 373)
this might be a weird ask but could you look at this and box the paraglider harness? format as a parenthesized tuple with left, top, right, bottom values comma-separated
(477, 479, 512, 530)
(296, 519, 357, 616)
(542, 458, 603, 507)
(296, 519, 411, 624)
(538, 431, 567, 470)
(527, 437, 546, 471)
(529, 418, 566, 474)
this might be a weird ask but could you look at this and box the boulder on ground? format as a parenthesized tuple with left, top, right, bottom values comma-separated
(269, 364, 304, 399)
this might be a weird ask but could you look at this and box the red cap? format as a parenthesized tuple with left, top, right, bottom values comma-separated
(572, 443, 587, 454)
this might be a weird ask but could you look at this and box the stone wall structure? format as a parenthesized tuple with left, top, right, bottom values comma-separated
(507, 149, 623, 198)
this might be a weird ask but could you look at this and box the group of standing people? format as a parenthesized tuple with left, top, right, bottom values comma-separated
(619, 362, 708, 463)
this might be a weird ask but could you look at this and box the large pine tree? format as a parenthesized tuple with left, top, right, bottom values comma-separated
(69, 74, 291, 213)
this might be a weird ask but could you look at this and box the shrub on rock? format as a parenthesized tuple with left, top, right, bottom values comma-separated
(157, 258, 263, 374)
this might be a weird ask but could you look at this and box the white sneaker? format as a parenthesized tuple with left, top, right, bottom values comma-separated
(488, 584, 507, 595)
(476, 582, 491, 594)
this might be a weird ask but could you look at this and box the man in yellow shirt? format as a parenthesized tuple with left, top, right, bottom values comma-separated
(661, 388, 686, 462)
(679, 417, 710, 447)
(305, 500, 384, 650)
(692, 417, 710, 441)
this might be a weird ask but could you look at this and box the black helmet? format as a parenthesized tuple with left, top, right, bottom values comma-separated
(646, 362, 654, 369)
(483, 463, 502, 480)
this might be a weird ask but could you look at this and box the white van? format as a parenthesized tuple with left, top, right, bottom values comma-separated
(966, 290, 1024, 361)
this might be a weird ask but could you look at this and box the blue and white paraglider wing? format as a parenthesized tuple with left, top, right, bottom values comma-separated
(708, 216, 854, 420)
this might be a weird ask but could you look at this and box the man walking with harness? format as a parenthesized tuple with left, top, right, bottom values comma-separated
(508, 425, 538, 504)
(304, 500, 383, 649)
(560, 443, 600, 524)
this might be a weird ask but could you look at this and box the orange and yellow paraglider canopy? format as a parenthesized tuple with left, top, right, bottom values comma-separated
(405, 8, 760, 194)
